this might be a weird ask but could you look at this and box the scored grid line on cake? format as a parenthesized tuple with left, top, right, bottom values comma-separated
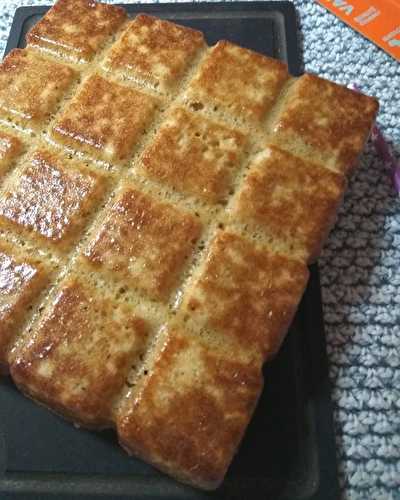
(0, 0, 379, 491)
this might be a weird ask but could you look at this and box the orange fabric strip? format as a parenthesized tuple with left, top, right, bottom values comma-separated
(317, 0, 400, 61)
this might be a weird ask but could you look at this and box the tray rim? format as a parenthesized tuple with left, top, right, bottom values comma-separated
(0, 2, 338, 499)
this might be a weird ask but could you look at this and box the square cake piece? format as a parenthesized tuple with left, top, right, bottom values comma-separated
(0, 49, 76, 131)
(11, 263, 149, 427)
(271, 74, 379, 175)
(117, 331, 263, 490)
(84, 185, 202, 301)
(103, 15, 205, 91)
(181, 231, 308, 359)
(0, 148, 106, 251)
(140, 107, 247, 203)
(185, 40, 289, 124)
(231, 145, 346, 262)
(26, 0, 126, 63)
(0, 242, 49, 372)
(51, 74, 160, 163)
(0, 130, 23, 177)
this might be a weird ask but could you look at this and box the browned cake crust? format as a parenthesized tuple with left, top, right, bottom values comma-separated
(0, 48, 76, 130)
(26, 0, 126, 63)
(11, 264, 149, 427)
(181, 231, 309, 359)
(51, 74, 160, 163)
(117, 331, 263, 490)
(231, 145, 347, 262)
(84, 185, 202, 301)
(185, 40, 289, 124)
(140, 107, 247, 203)
(0, 0, 379, 492)
(270, 73, 379, 175)
(0, 148, 107, 251)
(0, 130, 23, 177)
(103, 15, 205, 91)
(0, 241, 49, 373)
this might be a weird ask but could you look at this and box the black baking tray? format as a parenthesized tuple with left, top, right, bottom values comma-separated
(0, 3, 339, 499)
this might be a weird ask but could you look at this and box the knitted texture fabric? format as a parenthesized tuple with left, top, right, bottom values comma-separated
(0, 1, 399, 499)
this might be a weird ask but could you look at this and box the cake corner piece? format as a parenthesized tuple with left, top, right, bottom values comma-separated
(116, 330, 264, 490)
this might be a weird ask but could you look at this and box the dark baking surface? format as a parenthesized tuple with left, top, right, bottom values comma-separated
(0, 3, 339, 499)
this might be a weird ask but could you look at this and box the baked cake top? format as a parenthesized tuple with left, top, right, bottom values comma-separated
(103, 14, 205, 91)
(84, 185, 202, 301)
(0, 0, 379, 492)
(180, 231, 309, 359)
(26, 0, 127, 63)
(0, 241, 49, 369)
(185, 40, 289, 124)
(0, 148, 106, 250)
(11, 263, 149, 427)
(117, 331, 263, 489)
(0, 130, 23, 176)
(231, 145, 346, 262)
(271, 74, 379, 175)
(0, 49, 76, 130)
(52, 74, 160, 163)
(140, 106, 247, 204)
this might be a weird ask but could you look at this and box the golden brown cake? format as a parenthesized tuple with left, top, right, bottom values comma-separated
(179, 231, 309, 359)
(11, 261, 149, 428)
(0, 241, 50, 373)
(140, 106, 248, 204)
(269, 73, 379, 175)
(26, 0, 127, 63)
(0, 0, 379, 491)
(0, 48, 76, 131)
(184, 40, 289, 124)
(0, 129, 23, 177)
(102, 14, 206, 91)
(83, 185, 202, 301)
(117, 331, 263, 490)
(51, 74, 160, 163)
(0, 147, 107, 251)
(230, 146, 347, 262)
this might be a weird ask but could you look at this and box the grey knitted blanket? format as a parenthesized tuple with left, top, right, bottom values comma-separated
(0, 1, 399, 498)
